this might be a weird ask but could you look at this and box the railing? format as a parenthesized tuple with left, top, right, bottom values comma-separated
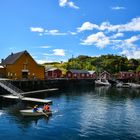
(0, 80, 24, 99)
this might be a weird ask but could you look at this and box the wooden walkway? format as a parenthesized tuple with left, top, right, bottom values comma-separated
(22, 88, 58, 95)
(2, 95, 52, 104)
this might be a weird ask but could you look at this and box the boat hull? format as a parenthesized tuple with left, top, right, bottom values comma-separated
(95, 79, 111, 86)
(20, 109, 52, 116)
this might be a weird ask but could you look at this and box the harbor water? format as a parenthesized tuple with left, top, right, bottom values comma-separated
(0, 85, 140, 140)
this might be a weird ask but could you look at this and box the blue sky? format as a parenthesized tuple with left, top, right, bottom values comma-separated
(0, 0, 140, 63)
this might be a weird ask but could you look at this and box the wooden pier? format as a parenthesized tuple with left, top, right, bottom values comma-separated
(2, 95, 52, 104)
(22, 88, 58, 95)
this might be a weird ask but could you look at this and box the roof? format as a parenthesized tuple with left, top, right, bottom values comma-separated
(100, 71, 110, 75)
(1, 50, 28, 65)
(68, 69, 89, 74)
(88, 71, 96, 74)
(47, 68, 60, 71)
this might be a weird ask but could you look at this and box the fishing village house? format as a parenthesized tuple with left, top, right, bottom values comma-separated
(117, 71, 135, 80)
(0, 50, 45, 79)
(88, 71, 97, 79)
(45, 67, 62, 79)
(98, 71, 111, 80)
(117, 71, 140, 81)
(66, 69, 97, 79)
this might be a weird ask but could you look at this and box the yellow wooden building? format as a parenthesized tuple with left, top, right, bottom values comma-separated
(1, 50, 45, 79)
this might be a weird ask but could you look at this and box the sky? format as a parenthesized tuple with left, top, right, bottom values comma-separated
(0, 0, 140, 64)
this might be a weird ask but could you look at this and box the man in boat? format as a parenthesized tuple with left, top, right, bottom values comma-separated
(43, 104, 50, 113)
(33, 105, 39, 112)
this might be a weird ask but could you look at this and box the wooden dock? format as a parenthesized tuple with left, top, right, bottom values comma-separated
(22, 88, 58, 95)
(2, 95, 52, 104)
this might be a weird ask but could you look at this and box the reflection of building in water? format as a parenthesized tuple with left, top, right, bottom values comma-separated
(95, 86, 110, 95)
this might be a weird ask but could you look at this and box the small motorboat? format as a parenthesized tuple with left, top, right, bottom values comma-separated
(127, 83, 140, 88)
(116, 82, 131, 88)
(20, 108, 52, 117)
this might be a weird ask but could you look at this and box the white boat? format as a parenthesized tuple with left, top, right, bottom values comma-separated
(116, 83, 131, 88)
(116, 82, 140, 88)
(127, 83, 140, 88)
(20, 108, 52, 116)
(95, 79, 111, 86)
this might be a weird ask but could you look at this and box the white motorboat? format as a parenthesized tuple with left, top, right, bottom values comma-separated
(95, 79, 111, 86)
(127, 83, 140, 88)
(116, 82, 131, 88)
(116, 82, 140, 88)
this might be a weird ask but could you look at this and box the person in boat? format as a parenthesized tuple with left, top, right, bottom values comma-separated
(33, 105, 39, 112)
(43, 104, 50, 113)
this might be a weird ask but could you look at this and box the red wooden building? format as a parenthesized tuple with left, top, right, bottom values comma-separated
(66, 69, 97, 79)
(45, 68, 62, 78)
(117, 71, 135, 79)
(88, 71, 97, 79)
(99, 71, 111, 79)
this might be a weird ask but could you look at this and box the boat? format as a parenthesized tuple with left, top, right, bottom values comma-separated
(127, 83, 140, 88)
(116, 82, 140, 88)
(116, 82, 131, 88)
(20, 108, 52, 117)
(95, 79, 111, 86)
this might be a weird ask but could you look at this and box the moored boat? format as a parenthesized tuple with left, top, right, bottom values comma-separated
(95, 79, 111, 86)
(127, 83, 140, 88)
(116, 83, 131, 88)
(116, 82, 140, 88)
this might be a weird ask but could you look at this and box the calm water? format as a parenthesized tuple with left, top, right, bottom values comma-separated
(0, 86, 140, 140)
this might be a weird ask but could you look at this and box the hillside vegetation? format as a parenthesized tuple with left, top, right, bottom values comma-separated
(43, 55, 140, 74)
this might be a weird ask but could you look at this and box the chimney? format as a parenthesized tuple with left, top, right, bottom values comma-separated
(11, 52, 13, 55)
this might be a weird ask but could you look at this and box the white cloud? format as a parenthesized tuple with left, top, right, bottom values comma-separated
(40, 45, 51, 49)
(119, 17, 140, 32)
(111, 35, 140, 50)
(111, 33, 124, 39)
(77, 22, 98, 32)
(30, 27, 67, 36)
(78, 17, 140, 32)
(59, 0, 67, 7)
(53, 49, 65, 56)
(30, 27, 44, 32)
(125, 35, 140, 44)
(111, 6, 126, 10)
(59, 0, 79, 9)
(42, 49, 65, 56)
(36, 59, 46, 64)
(120, 48, 140, 59)
(68, 1, 79, 9)
(111, 35, 140, 59)
(68, 31, 77, 35)
(45, 29, 67, 35)
(81, 32, 110, 48)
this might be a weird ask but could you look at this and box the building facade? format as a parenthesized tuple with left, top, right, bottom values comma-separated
(99, 71, 111, 79)
(66, 69, 97, 79)
(45, 68, 62, 78)
(1, 50, 45, 79)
